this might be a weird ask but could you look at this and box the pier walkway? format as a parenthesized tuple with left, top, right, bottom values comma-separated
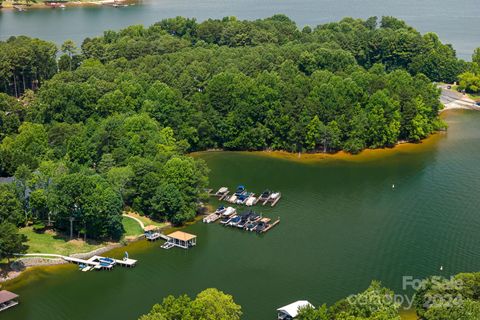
(15, 253, 137, 269)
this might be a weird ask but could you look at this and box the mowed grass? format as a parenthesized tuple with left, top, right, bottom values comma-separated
(18, 217, 145, 257)
(124, 211, 169, 228)
(122, 216, 144, 237)
(19, 227, 105, 256)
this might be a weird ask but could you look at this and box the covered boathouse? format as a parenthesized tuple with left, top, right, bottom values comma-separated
(0, 290, 19, 312)
(166, 231, 197, 249)
(277, 300, 314, 319)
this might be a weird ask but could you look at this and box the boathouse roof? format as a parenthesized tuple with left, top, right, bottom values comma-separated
(143, 225, 159, 232)
(277, 300, 313, 318)
(168, 231, 196, 241)
(0, 291, 19, 304)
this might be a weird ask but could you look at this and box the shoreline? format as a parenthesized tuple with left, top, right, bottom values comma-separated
(192, 109, 478, 164)
(0, 235, 142, 283)
(0, 212, 189, 285)
(192, 130, 444, 164)
(0, 0, 136, 10)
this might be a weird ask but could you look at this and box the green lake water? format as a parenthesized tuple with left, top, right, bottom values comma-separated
(3, 110, 480, 319)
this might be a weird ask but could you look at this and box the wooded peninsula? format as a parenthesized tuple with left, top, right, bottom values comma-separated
(1, 15, 480, 258)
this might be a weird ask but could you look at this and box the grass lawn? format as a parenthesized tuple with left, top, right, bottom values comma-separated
(19, 227, 106, 256)
(122, 216, 144, 237)
(124, 211, 169, 228)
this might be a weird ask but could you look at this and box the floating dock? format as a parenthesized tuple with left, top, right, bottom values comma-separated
(263, 192, 281, 207)
(203, 213, 221, 223)
(211, 186, 282, 207)
(261, 219, 280, 233)
(219, 212, 280, 235)
(64, 255, 137, 270)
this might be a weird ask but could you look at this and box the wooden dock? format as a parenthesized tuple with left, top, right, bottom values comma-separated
(64, 255, 137, 269)
(271, 194, 281, 207)
(262, 192, 281, 207)
(203, 213, 221, 223)
(219, 192, 230, 201)
(262, 219, 280, 233)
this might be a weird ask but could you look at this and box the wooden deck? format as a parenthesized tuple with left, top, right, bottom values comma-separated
(262, 219, 280, 233)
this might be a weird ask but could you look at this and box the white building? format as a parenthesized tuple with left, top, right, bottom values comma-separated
(277, 300, 314, 320)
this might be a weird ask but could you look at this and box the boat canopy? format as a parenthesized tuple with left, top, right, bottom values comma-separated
(277, 300, 314, 318)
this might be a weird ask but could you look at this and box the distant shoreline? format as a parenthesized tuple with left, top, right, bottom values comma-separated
(0, 0, 136, 10)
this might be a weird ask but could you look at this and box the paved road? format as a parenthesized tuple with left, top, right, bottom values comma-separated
(438, 84, 480, 111)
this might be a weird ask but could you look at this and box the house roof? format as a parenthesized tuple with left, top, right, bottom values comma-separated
(0, 290, 19, 304)
(277, 300, 313, 318)
(143, 225, 159, 232)
(168, 231, 196, 241)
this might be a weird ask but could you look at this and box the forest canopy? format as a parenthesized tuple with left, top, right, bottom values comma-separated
(0, 15, 476, 240)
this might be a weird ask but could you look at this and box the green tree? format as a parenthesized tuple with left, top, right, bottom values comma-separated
(139, 288, 241, 320)
(297, 305, 329, 320)
(0, 122, 49, 175)
(61, 40, 77, 58)
(472, 48, 480, 65)
(305, 116, 322, 151)
(458, 72, 480, 93)
(50, 173, 123, 240)
(191, 288, 242, 320)
(0, 183, 24, 225)
(0, 222, 28, 262)
(14, 164, 32, 226)
(331, 281, 401, 320)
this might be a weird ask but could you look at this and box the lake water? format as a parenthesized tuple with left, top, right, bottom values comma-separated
(3, 109, 480, 319)
(0, 0, 479, 60)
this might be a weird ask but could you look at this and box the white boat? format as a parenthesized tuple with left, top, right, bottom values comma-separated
(203, 214, 219, 223)
(216, 187, 228, 194)
(228, 195, 237, 203)
(270, 192, 280, 199)
(222, 207, 236, 216)
(245, 196, 256, 206)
